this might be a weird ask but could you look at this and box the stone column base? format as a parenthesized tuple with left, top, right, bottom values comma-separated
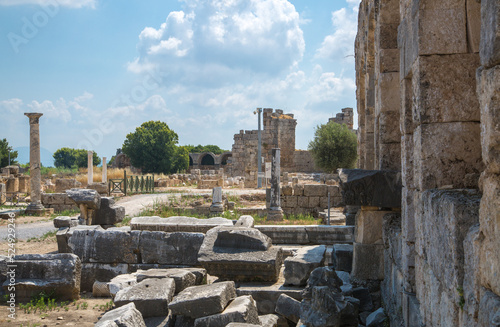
(267, 208, 284, 221)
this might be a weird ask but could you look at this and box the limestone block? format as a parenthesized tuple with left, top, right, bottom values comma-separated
(18, 176, 29, 193)
(130, 216, 233, 233)
(198, 227, 283, 282)
(305, 225, 354, 244)
(293, 184, 304, 196)
(94, 197, 125, 225)
(414, 123, 483, 190)
(258, 314, 281, 327)
(332, 244, 353, 272)
(418, 2, 467, 55)
(169, 281, 237, 319)
(376, 73, 400, 118)
(282, 196, 297, 209)
(256, 225, 309, 244)
(480, 0, 500, 68)
(303, 184, 327, 197)
(3, 253, 81, 301)
(419, 189, 480, 296)
(283, 245, 326, 286)
(5, 177, 18, 193)
(136, 268, 196, 293)
(300, 286, 345, 327)
(351, 242, 385, 280)
(139, 231, 204, 266)
(54, 216, 78, 228)
(297, 196, 308, 208)
(308, 196, 319, 208)
(87, 182, 108, 195)
(377, 48, 399, 73)
(94, 302, 146, 327)
(355, 210, 392, 244)
(477, 66, 500, 174)
(234, 215, 255, 228)
(108, 273, 138, 297)
(327, 185, 341, 198)
(66, 188, 101, 209)
(413, 54, 480, 125)
(114, 278, 175, 317)
(378, 143, 401, 171)
(281, 185, 293, 196)
(194, 295, 260, 327)
(479, 174, 500, 295)
(275, 294, 300, 323)
(352, 287, 374, 312)
(69, 229, 139, 264)
(338, 169, 402, 208)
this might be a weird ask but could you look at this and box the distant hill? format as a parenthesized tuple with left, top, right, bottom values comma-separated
(14, 146, 54, 167)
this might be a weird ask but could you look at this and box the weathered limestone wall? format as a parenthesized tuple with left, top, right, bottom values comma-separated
(355, 0, 500, 326)
(329, 107, 355, 130)
(293, 151, 320, 173)
(41, 193, 79, 212)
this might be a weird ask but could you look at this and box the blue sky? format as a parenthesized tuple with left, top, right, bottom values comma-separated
(0, 0, 360, 166)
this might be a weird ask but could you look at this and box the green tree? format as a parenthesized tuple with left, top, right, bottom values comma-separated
(122, 121, 187, 174)
(0, 138, 18, 168)
(308, 122, 357, 173)
(53, 148, 101, 168)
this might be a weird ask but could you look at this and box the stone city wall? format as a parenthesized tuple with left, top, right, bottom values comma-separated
(355, 0, 500, 326)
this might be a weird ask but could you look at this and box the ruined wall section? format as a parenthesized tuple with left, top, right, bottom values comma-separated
(355, 0, 500, 326)
(231, 109, 298, 188)
(329, 107, 354, 130)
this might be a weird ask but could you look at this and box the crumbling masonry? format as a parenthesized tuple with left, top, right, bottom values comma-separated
(355, 0, 500, 326)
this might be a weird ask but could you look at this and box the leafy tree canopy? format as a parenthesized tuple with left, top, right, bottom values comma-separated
(0, 138, 18, 168)
(122, 121, 188, 174)
(308, 122, 357, 173)
(53, 147, 101, 169)
(185, 144, 228, 155)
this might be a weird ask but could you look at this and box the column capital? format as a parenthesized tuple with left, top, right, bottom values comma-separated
(24, 112, 43, 124)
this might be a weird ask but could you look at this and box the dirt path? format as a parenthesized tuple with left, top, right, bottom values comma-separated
(116, 187, 266, 217)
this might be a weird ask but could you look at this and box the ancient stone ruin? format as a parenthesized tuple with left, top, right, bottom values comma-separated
(355, 0, 500, 325)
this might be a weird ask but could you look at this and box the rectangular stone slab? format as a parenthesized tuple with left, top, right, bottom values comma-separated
(131, 216, 233, 233)
(169, 281, 237, 319)
(194, 295, 260, 327)
(114, 278, 176, 317)
(283, 245, 326, 286)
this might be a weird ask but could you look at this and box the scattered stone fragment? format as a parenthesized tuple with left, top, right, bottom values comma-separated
(366, 308, 387, 327)
(53, 216, 79, 228)
(169, 281, 237, 319)
(136, 268, 196, 293)
(66, 188, 101, 209)
(94, 302, 146, 327)
(283, 245, 326, 286)
(332, 244, 353, 272)
(108, 273, 138, 297)
(194, 295, 260, 327)
(340, 297, 360, 326)
(275, 294, 301, 323)
(234, 215, 255, 228)
(93, 281, 110, 297)
(258, 314, 281, 327)
(94, 197, 125, 225)
(114, 278, 176, 317)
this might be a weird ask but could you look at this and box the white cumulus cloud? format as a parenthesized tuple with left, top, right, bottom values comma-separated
(129, 0, 304, 86)
(315, 1, 359, 61)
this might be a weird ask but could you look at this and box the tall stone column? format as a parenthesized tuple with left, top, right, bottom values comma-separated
(24, 113, 45, 214)
(267, 148, 283, 221)
(87, 151, 93, 185)
(102, 157, 107, 183)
